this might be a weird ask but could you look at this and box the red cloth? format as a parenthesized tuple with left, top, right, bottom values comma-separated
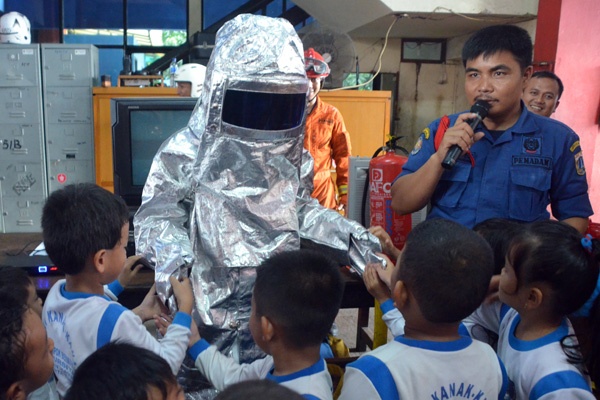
(304, 97, 352, 209)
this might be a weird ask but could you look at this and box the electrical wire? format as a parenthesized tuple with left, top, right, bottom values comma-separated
(322, 7, 531, 92)
(430, 6, 534, 23)
(4, 240, 42, 257)
(323, 14, 402, 92)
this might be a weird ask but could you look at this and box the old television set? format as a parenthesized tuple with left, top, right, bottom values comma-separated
(111, 97, 197, 209)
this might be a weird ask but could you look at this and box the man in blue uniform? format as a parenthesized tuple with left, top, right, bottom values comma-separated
(391, 24, 592, 233)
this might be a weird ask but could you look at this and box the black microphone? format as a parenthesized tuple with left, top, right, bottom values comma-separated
(441, 100, 491, 170)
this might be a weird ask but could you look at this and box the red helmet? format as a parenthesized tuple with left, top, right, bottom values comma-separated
(304, 48, 330, 79)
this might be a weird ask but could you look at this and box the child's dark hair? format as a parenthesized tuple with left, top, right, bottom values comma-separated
(462, 24, 532, 71)
(399, 218, 494, 323)
(215, 379, 304, 400)
(253, 249, 343, 349)
(0, 293, 29, 397)
(473, 218, 522, 275)
(507, 221, 600, 382)
(42, 183, 129, 274)
(508, 221, 598, 317)
(0, 266, 33, 302)
(64, 342, 178, 400)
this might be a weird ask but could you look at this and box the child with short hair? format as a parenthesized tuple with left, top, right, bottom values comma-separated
(64, 342, 184, 400)
(0, 266, 43, 317)
(0, 266, 58, 400)
(215, 379, 304, 400)
(41, 183, 195, 397)
(185, 249, 344, 399)
(465, 220, 600, 398)
(0, 293, 55, 400)
(473, 218, 522, 276)
(340, 218, 508, 400)
(466, 218, 523, 347)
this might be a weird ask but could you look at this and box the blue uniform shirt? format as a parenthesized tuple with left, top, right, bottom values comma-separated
(398, 104, 593, 228)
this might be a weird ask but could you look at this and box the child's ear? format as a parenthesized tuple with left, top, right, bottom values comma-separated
(92, 249, 107, 273)
(525, 287, 544, 310)
(260, 315, 275, 342)
(6, 381, 27, 400)
(392, 280, 409, 310)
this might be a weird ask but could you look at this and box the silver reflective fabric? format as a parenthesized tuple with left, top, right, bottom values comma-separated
(134, 12, 380, 370)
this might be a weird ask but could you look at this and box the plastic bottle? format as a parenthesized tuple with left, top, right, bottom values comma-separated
(169, 58, 178, 87)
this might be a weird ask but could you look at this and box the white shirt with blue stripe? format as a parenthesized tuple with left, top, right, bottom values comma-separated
(188, 339, 333, 399)
(466, 303, 594, 399)
(42, 279, 192, 397)
(339, 334, 508, 400)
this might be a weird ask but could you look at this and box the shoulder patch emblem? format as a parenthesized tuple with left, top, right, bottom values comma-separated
(570, 140, 580, 153)
(410, 135, 424, 156)
(423, 127, 430, 140)
(574, 151, 586, 176)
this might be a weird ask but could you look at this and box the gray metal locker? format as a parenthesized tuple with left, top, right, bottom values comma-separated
(1, 124, 45, 162)
(44, 124, 94, 160)
(0, 161, 47, 198)
(41, 45, 99, 87)
(47, 159, 95, 188)
(0, 44, 47, 233)
(42, 44, 98, 194)
(0, 86, 44, 122)
(0, 194, 3, 232)
(0, 45, 41, 87)
(43, 87, 93, 124)
(0, 194, 45, 231)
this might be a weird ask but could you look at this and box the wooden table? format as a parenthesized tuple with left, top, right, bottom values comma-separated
(0, 233, 376, 351)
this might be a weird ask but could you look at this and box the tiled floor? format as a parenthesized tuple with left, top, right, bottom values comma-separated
(334, 309, 363, 356)
(334, 307, 393, 357)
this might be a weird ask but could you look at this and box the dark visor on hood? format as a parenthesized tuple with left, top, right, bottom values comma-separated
(222, 89, 306, 131)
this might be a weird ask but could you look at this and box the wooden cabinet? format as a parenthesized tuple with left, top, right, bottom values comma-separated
(92, 87, 178, 192)
(92, 88, 390, 192)
(319, 90, 391, 158)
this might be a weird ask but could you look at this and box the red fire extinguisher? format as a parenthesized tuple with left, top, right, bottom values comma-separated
(587, 219, 600, 239)
(365, 136, 413, 251)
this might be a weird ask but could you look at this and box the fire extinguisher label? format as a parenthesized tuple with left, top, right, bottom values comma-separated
(369, 153, 412, 250)
(370, 169, 393, 194)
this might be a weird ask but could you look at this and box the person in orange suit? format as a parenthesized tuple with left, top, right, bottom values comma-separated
(303, 48, 352, 214)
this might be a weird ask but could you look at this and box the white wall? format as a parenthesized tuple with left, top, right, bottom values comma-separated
(353, 19, 537, 149)
(354, 38, 467, 148)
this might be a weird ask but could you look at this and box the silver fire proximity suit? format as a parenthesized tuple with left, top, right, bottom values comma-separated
(134, 14, 381, 369)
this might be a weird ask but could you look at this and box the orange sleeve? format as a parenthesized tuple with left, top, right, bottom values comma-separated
(330, 106, 351, 194)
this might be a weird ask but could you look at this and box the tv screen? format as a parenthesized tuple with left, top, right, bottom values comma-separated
(111, 97, 197, 208)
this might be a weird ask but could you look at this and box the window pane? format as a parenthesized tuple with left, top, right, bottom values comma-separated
(203, 0, 249, 29)
(295, 16, 314, 31)
(98, 48, 124, 87)
(130, 51, 166, 74)
(126, 29, 186, 47)
(63, 30, 124, 45)
(266, 0, 283, 17)
(5, 0, 60, 29)
(5, 0, 60, 41)
(127, 0, 186, 30)
(64, 0, 123, 29)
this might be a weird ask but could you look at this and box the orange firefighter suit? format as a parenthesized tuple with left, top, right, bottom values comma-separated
(304, 97, 352, 210)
